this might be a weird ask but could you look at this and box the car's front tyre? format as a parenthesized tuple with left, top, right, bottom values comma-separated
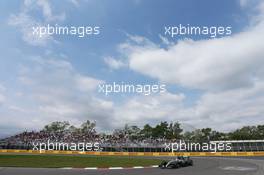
(159, 161, 167, 169)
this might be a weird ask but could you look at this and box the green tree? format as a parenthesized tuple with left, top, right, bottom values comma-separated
(167, 122, 183, 139)
(81, 120, 96, 134)
(256, 125, 264, 139)
(43, 121, 70, 132)
(140, 124, 153, 138)
(152, 122, 169, 138)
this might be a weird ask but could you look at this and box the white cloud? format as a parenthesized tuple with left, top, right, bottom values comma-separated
(0, 57, 114, 133)
(112, 0, 264, 92)
(189, 81, 264, 131)
(8, 0, 66, 46)
(2, 54, 264, 135)
(68, 0, 80, 7)
(24, 0, 66, 22)
(112, 92, 185, 127)
(110, 81, 264, 132)
(239, 0, 250, 8)
(104, 57, 126, 70)
(0, 94, 5, 106)
(0, 84, 6, 106)
(98, 0, 264, 131)
(0, 84, 6, 92)
(121, 22, 264, 91)
(8, 105, 27, 113)
(3, 0, 264, 136)
(159, 34, 173, 46)
(75, 74, 104, 92)
(8, 13, 53, 46)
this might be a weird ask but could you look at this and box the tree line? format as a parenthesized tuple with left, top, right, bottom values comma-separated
(43, 120, 264, 141)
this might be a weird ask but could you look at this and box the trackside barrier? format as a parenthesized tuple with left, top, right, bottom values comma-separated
(0, 149, 264, 156)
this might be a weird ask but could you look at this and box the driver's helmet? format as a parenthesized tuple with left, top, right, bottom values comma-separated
(176, 156, 183, 160)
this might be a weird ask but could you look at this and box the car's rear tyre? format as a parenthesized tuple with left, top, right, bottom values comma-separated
(167, 164, 175, 169)
(169, 163, 180, 169)
(175, 164, 180, 169)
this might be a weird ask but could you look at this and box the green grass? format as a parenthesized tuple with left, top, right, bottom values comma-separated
(0, 155, 161, 168)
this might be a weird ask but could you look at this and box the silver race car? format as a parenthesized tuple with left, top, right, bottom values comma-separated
(159, 156, 193, 169)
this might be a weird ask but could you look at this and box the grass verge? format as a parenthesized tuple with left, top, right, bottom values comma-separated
(0, 155, 161, 168)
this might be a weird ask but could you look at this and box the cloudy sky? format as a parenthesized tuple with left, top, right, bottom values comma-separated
(0, 0, 264, 137)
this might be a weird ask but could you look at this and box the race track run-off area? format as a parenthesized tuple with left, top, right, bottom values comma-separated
(0, 157, 263, 175)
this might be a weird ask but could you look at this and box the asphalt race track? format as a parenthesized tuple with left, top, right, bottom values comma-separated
(0, 157, 263, 175)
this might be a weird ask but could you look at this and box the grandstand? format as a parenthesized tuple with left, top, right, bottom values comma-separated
(1, 121, 264, 153)
(1, 131, 264, 152)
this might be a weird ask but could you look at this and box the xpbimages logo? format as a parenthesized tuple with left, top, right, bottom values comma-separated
(98, 82, 167, 95)
(164, 24, 232, 38)
(32, 24, 100, 38)
(32, 140, 101, 153)
(164, 140, 232, 153)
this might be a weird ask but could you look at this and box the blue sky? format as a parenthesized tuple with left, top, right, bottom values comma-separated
(0, 0, 264, 137)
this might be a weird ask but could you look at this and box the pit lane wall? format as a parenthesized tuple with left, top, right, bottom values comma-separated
(0, 149, 264, 156)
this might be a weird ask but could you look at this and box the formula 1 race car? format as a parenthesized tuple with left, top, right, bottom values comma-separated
(159, 156, 193, 169)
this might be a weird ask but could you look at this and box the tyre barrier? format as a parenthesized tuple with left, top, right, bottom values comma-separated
(0, 149, 264, 156)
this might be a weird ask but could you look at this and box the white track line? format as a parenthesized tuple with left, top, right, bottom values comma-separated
(133, 166, 144, 169)
(60, 167, 73, 169)
(84, 167, 98, 170)
(108, 167, 123, 170)
(59, 165, 159, 170)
